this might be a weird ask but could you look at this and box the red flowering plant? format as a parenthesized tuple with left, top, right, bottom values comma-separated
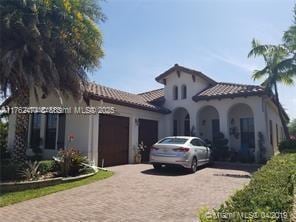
(54, 134, 88, 176)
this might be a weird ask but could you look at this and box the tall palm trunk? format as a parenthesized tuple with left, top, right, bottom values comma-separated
(274, 83, 290, 140)
(12, 87, 30, 163)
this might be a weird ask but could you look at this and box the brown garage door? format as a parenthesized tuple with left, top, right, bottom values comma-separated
(138, 119, 158, 162)
(98, 114, 129, 167)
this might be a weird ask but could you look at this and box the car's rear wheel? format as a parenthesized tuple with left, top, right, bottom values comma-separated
(189, 157, 198, 173)
(153, 163, 162, 169)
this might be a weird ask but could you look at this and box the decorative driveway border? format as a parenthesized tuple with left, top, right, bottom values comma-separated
(0, 163, 258, 222)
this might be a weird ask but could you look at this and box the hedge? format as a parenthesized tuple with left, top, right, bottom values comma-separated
(279, 139, 296, 153)
(38, 160, 55, 174)
(199, 153, 296, 222)
(0, 160, 55, 182)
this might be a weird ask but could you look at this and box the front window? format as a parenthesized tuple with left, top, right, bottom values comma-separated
(173, 120, 177, 136)
(173, 86, 178, 100)
(45, 114, 58, 149)
(30, 113, 41, 149)
(181, 85, 187, 99)
(240, 118, 255, 149)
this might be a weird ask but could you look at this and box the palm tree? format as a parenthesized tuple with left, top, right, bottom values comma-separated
(283, 6, 296, 54)
(282, 6, 296, 81)
(248, 39, 295, 140)
(0, 0, 105, 162)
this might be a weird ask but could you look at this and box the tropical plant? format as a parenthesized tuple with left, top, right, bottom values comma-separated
(18, 161, 40, 181)
(55, 148, 87, 177)
(283, 6, 296, 54)
(248, 39, 295, 139)
(0, 0, 105, 162)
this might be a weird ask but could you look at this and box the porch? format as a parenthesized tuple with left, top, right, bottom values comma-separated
(169, 99, 268, 162)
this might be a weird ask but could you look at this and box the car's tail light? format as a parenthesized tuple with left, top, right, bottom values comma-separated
(150, 146, 159, 151)
(173, 147, 190, 152)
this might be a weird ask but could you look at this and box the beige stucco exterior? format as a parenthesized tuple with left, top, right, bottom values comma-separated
(7, 67, 286, 164)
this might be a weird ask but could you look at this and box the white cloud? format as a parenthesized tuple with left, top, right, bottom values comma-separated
(205, 50, 257, 73)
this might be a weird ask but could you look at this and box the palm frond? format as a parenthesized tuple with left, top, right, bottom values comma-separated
(276, 57, 295, 71)
(277, 71, 295, 86)
(0, 0, 104, 100)
(252, 67, 268, 81)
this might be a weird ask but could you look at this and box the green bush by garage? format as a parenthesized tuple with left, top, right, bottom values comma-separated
(199, 152, 296, 221)
(279, 139, 296, 153)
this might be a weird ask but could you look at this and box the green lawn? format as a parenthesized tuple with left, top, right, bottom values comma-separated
(0, 170, 113, 207)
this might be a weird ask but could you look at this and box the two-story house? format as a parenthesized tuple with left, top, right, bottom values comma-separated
(7, 64, 288, 165)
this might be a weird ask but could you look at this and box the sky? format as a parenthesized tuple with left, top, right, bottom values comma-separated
(90, 0, 296, 119)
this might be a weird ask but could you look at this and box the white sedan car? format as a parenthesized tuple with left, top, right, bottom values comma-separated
(149, 136, 212, 173)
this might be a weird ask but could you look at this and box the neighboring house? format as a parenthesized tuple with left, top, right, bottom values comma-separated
(7, 64, 288, 165)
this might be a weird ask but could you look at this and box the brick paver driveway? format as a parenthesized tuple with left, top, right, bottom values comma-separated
(0, 163, 258, 222)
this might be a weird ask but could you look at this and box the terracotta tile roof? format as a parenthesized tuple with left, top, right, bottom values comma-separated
(192, 82, 265, 101)
(86, 83, 169, 113)
(138, 88, 164, 103)
(155, 64, 217, 85)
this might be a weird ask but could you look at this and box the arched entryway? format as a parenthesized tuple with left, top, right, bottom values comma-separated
(173, 107, 190, 136)
(228, 103, 255, 155)
(197, 106, 220, 143)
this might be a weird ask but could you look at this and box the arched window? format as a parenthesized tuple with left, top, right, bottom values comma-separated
(181, 85, 187, 99)
(173, 86, 178, 100)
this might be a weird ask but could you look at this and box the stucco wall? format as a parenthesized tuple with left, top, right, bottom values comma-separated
(7, 89, 164, 165)
(198, 106, 219, 141)
(164, 70, 210, 102)
(7, 71, 284, 164)
(264, 98, 284, 156)
(161, 69, 270, 162)
(89, 99, 164, 165)
(228, 104, 253, 151)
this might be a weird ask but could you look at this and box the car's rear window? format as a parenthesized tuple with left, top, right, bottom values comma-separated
(158, 138, 188, 144)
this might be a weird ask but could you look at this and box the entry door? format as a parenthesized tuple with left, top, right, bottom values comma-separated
(98, 114, 129, 167)
(240, 118, 255, 150)
(184, 114, 190, 136)
(212, 119, 220, 141)
(138, 119, 158, 162)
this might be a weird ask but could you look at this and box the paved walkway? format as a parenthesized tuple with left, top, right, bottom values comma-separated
(0, 163, 258, 222)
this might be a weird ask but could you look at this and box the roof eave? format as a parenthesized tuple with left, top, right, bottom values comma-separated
(155, 64, 217, 85)
(88, 94, 170, 114)
(192, 91, 266, 102)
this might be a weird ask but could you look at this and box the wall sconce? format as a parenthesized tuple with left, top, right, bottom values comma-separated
(135, 118, 139, 126)
(230, 118, 235, 125)
(229, 127, 239, 139)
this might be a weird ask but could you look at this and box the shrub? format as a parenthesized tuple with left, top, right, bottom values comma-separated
(55, 148, 88, 177)
(212, 132, 229, 161)
(39, 160, 55, 174)
(199, 153, 296, 221)
(0, 162, 23, 181)
(18, 161, 40, 181)
(279, 139, 296, 153)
